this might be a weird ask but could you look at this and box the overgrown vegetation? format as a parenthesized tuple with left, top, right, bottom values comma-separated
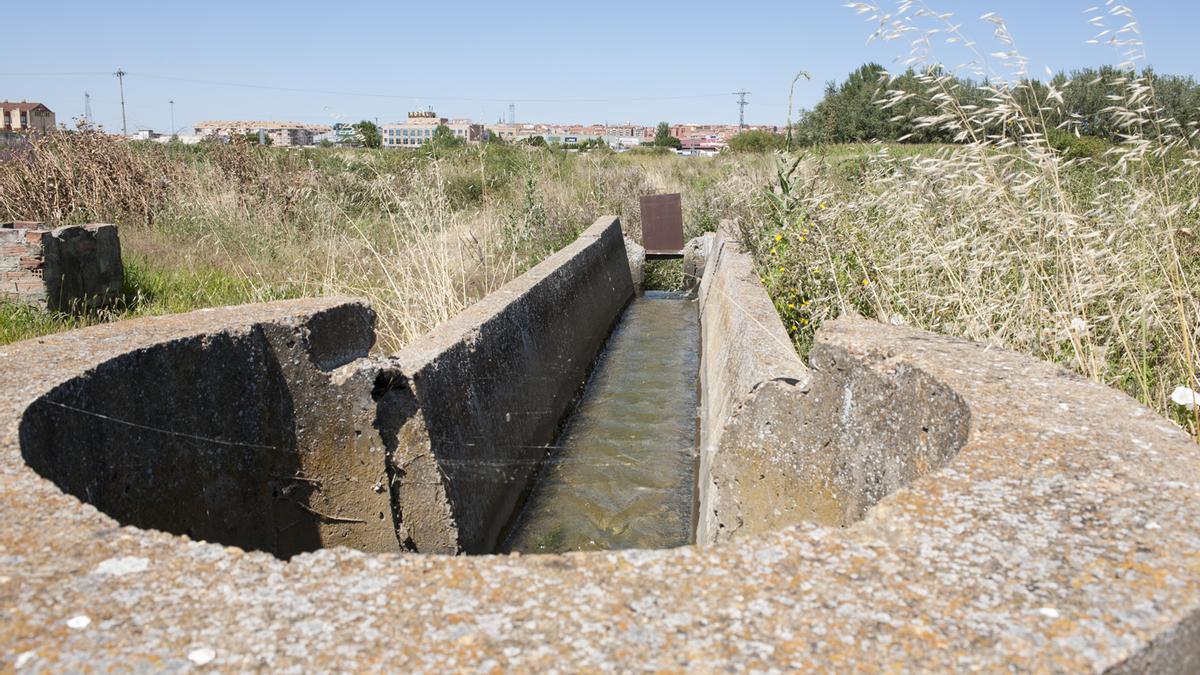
(0, 132, 767, 349)
(727, 129, 787, 153)
(741, 3, 1199, 439)
(2, 2, 1194, 445)
(792, 61, 1200, 148)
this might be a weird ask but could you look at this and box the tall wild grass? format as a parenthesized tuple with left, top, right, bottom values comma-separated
(0, 132, 767, 350)
(744, 2, 1199, 439)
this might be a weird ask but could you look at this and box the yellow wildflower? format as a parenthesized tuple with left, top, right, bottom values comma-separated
(862, 278, 871, 286)
(774, 233, 783, 242)
(770, 247, 777, 255)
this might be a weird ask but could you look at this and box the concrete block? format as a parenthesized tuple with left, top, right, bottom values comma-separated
(41, 224, 124, 311)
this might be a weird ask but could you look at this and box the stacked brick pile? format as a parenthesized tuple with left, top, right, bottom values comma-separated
(0, 222, 123, 311)
(0, 221, 47, 305)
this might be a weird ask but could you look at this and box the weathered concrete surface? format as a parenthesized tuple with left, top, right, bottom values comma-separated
(4, 240, 1200, 670)
(696, 228, 969, 542)
(389, 215, 634, 554)
(682, 232, 713, 292)
(16, 300, 402, 558)
(42, 224, 124, 311)
(622, 235, 645, 294)
(1, 223, 124, 310)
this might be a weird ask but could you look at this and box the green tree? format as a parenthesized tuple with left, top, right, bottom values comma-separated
(521, 135, 547, 147)
(353, 120, 381, 148)
(727, 129, 786, 153)
(789, 61, 1200, 147)
(240, 131, 273, 145)
(653, 122, 682, 149)
(424, 124, 465, 154)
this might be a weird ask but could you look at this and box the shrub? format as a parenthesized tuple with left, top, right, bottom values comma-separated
(727, 130, 786, 153)
(1046, 129, 1111, 159)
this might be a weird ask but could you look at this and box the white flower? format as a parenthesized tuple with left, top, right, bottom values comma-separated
(1070, 317, 1088, 334)
(1171, 386, 1198, 411)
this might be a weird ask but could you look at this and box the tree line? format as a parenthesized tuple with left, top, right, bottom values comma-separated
(727, 62, 1200, 151)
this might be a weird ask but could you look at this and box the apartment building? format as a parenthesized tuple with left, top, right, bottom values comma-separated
(382, 111, 439, 148)
(0, 101, 55, 133)
(193, 121, 332, 146)
(382, 112, 485, 148)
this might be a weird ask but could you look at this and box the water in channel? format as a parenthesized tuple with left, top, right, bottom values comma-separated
(502, 291, 700, 554)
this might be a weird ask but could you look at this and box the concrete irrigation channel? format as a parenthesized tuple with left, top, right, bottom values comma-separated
(2, 216, 1200, 670)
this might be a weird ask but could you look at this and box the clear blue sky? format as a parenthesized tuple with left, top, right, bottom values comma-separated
(3, 1, 1197, 133)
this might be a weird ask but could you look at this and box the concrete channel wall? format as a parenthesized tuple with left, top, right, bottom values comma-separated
(387, 215, 633, 553)
(696, 226, 969, 543)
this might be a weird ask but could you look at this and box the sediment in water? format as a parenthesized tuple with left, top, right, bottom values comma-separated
(503, 291, 700, 554)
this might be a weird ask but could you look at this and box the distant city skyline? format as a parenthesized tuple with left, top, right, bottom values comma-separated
(4, 1, 1199, 134)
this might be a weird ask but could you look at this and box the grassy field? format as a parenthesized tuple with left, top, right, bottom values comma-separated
(0, 134, 770, 350)
(1, 124, 1196, 441)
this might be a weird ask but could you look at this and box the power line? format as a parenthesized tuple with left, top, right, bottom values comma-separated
(4, 69, 789, 124)
(123, 71, 732, 104)
(0, 70, 727, 103)
(0, 71, 110, 77)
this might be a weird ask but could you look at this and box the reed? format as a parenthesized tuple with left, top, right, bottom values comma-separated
(743, 2, 1199, 439)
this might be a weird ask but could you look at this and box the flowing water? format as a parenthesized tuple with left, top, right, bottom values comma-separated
(502, 292, 701, 554)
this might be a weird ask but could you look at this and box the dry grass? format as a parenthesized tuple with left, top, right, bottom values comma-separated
(0, 134, 766, 351)
(744, 2, 1200, 439)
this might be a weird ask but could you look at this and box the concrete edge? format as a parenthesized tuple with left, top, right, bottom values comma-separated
(387, 214, 635, 553)
(3, 221, 1200, 670)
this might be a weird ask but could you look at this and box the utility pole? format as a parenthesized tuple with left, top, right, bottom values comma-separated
(113, 68, 128, 136)
(169, 99, 175, 135)
(83, 92, 92, 127)
(733, 90, 750, 129)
